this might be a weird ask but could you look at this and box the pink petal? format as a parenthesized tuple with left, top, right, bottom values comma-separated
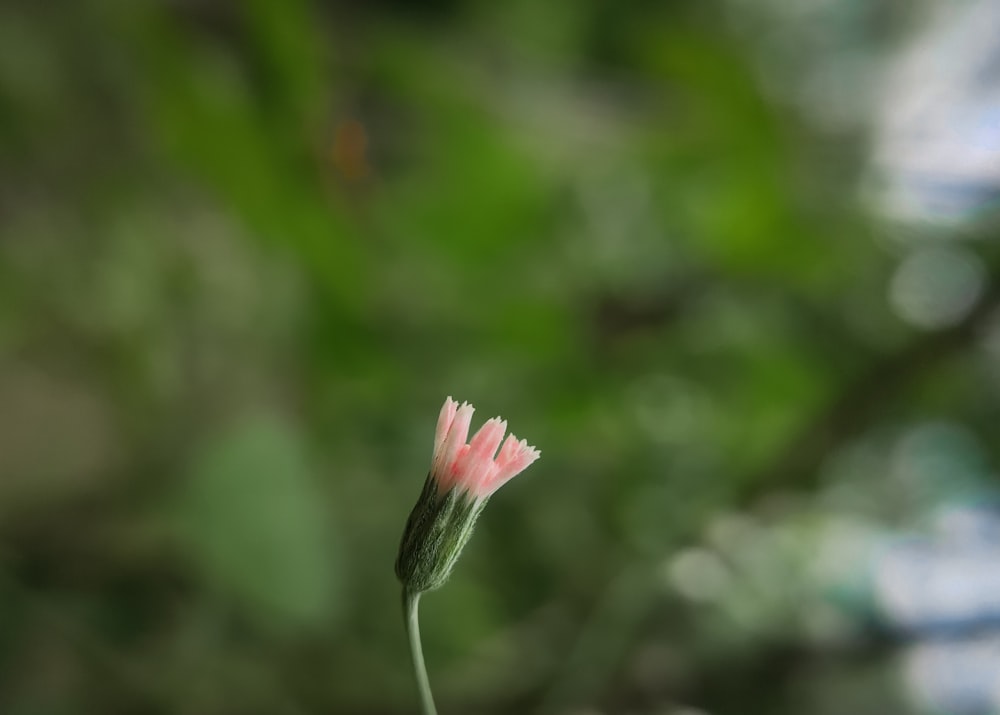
(468, 418, 507, 462)
(437, 401, 474, 483)
(494, 434, 521, 468)
(486, 436, 540, 496)
(454, 418, 507, 495)
(433, 397, 458, 459)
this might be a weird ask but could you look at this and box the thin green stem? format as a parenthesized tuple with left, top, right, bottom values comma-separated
(403, 589, 438, 715)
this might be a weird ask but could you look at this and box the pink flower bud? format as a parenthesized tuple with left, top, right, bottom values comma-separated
(396, 397, 541, 594)
(432, 398, 539, 500)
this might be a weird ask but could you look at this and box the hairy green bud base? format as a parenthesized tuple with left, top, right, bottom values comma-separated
(395, 475, 487, 595)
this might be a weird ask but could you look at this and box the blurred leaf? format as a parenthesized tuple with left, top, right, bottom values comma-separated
(131, 5, 365, 309)
(177, 416, 340, 632)
(243, 0, 329, 131)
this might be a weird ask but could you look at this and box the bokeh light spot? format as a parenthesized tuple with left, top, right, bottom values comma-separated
(888, 246, 985, 329)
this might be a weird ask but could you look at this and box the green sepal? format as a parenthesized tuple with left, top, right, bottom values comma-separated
(395, 474, 487, 594)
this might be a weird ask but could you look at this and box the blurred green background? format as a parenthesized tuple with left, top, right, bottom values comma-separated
(3, 0, 1000, 713)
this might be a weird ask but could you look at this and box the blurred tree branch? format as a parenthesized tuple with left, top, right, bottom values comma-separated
(549, 266, 1000, 713)
(746, 274, 1000, 497)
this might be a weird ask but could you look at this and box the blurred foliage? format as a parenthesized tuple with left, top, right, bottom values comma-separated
(0, 0, 998, 714)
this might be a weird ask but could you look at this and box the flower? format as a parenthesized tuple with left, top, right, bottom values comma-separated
(396, 397, 541, 595)
(432, 398, 541, 500)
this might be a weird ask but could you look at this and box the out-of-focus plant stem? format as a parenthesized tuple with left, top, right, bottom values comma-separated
(403, 589, 438, 715)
